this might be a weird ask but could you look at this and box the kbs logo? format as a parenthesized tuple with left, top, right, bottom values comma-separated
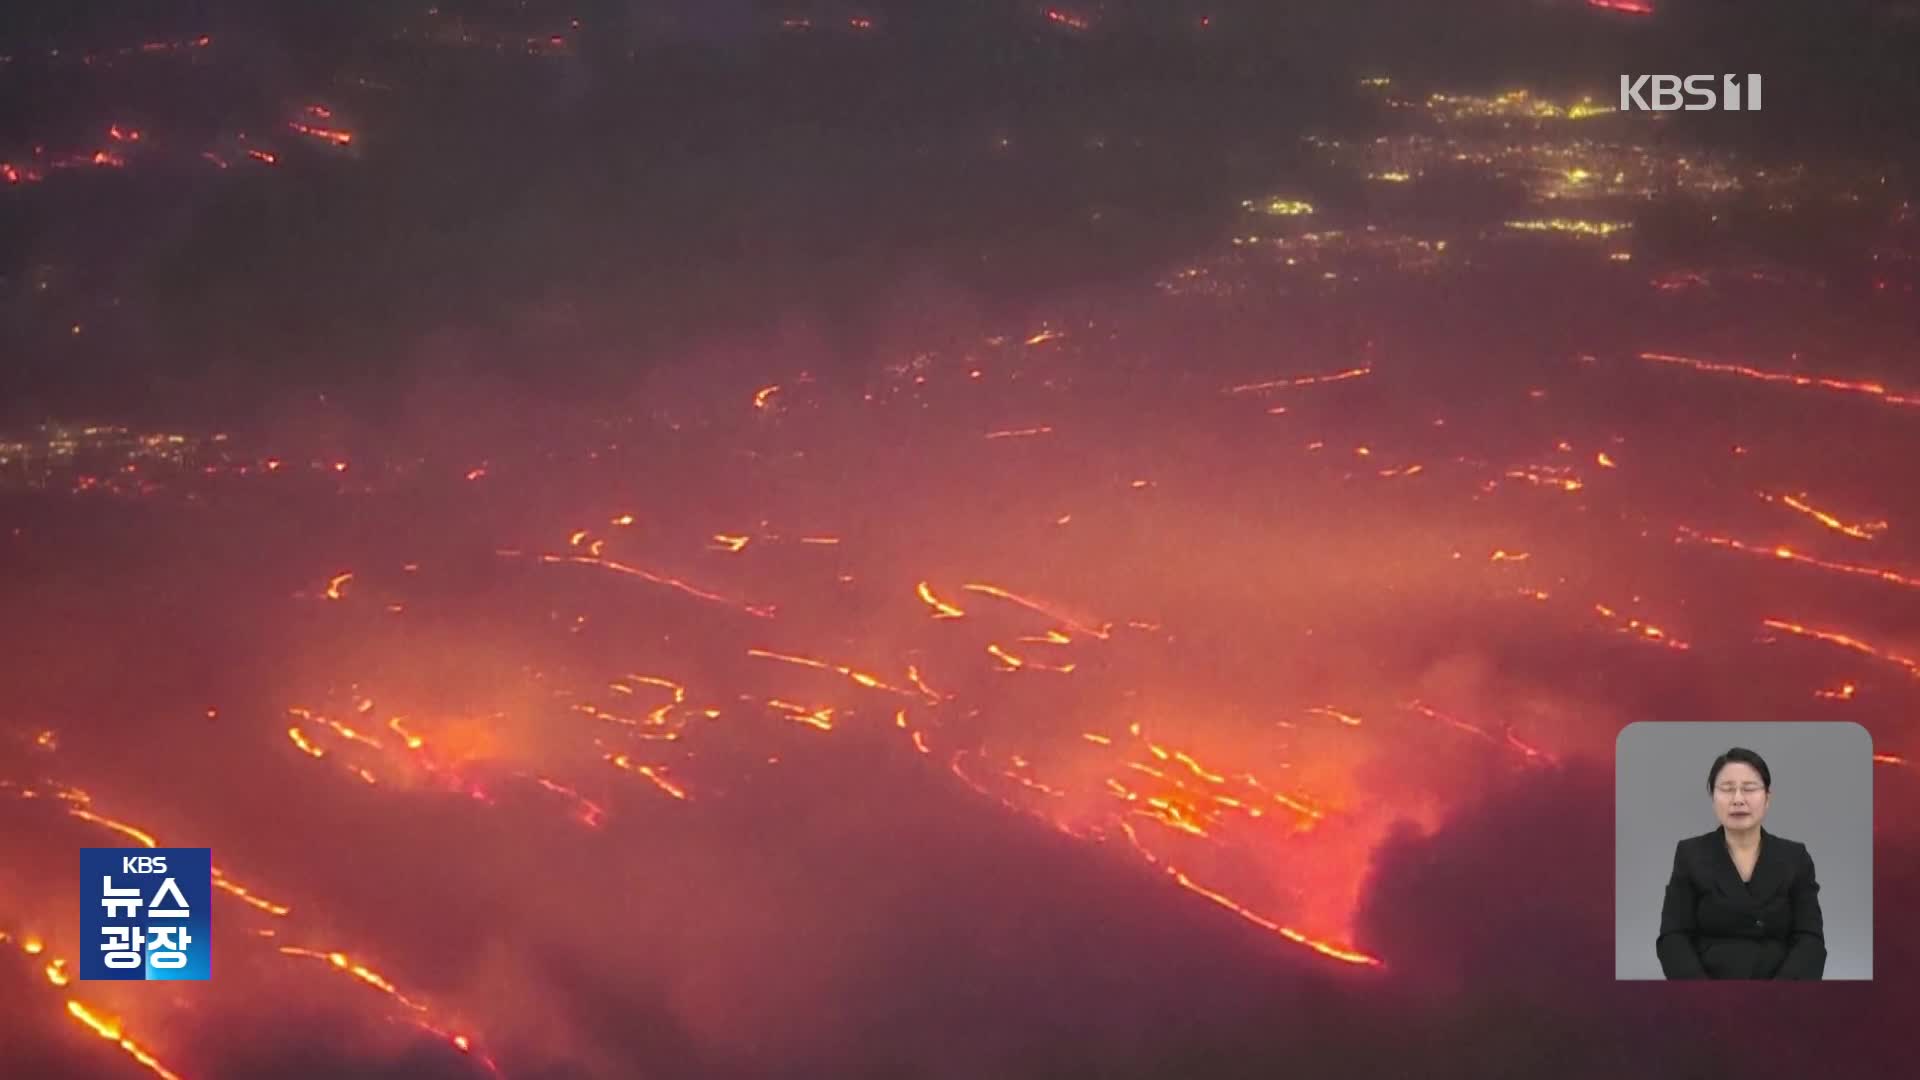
(1620, 74, 1762, 111)
(79, 848, 211, 981)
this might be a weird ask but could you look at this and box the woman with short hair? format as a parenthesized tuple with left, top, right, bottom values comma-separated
(1655, 746, 1826, 979)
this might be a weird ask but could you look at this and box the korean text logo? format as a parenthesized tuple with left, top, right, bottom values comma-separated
(1619, 75, 1762, 111)
(80, 848, 211, 981)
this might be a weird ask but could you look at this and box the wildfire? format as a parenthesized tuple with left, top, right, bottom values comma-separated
(605, 752, 689, 799)
(1408, 701, 1557, 766)
(67, 808, 159, 849)
(287, 726, 327, 758)
(531, 552, 776, 618)
(1043, 9, 1091, 32)
(533, 776, 608, 827)
(961, 582, 1111, 639)
(1169, 868, 1382, 965)
(65, 1001, 187, 1080)
(1677, 527, 1920, 591)
(1227, 366, 1371, 395)
(1591, 602, 1690, 650)
(212, 867, 293, 916)
(277, 947, 428, 1011)
(1760, 618, 1920, 679)
(288, 120, 354, 146)
(1640, 352, 1920, 408)
(1114, 822, 1379, 966)
(14, 57, 1920, 1080)
(747, 647, 914, 696)
(1502, 467, 1584, 493)
(764, 699, 836, 732)
(905, 665, 948, 701)
(1760, 492, 1888, 540)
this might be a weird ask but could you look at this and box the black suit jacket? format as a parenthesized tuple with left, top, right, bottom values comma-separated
(1656, 827, 1825, 979)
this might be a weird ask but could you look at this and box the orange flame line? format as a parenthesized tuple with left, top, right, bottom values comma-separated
(915, 581, 967, 619)
(1679, 527, 1920, 590)
(746, 648, 913, 696)
(67, 808, 158, 848)
(1166, 869, 1383, 966)
(66, 1001, 188, 1080)
(1760, 491, 1887, 541)
(536, 553, 775, 617)
(1227, 366, 1372, 395)
(1761, 618, 1920, 678)
(278, 947, 428, 1011)
(961, 582, 1110, 639)
(1640, 351, 1920, 408)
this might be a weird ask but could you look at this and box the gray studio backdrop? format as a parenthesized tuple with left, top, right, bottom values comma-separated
(1615, 721, 1873, 980)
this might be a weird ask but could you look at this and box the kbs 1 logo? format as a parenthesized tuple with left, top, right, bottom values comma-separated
(1620, 74, 1762, 111)
(79, 849, 211, 981)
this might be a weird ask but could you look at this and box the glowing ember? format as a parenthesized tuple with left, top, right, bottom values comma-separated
(1043, 10, 1091, 33)
(288, 120, 354, 146)
(1227, 366, 1372, 395)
